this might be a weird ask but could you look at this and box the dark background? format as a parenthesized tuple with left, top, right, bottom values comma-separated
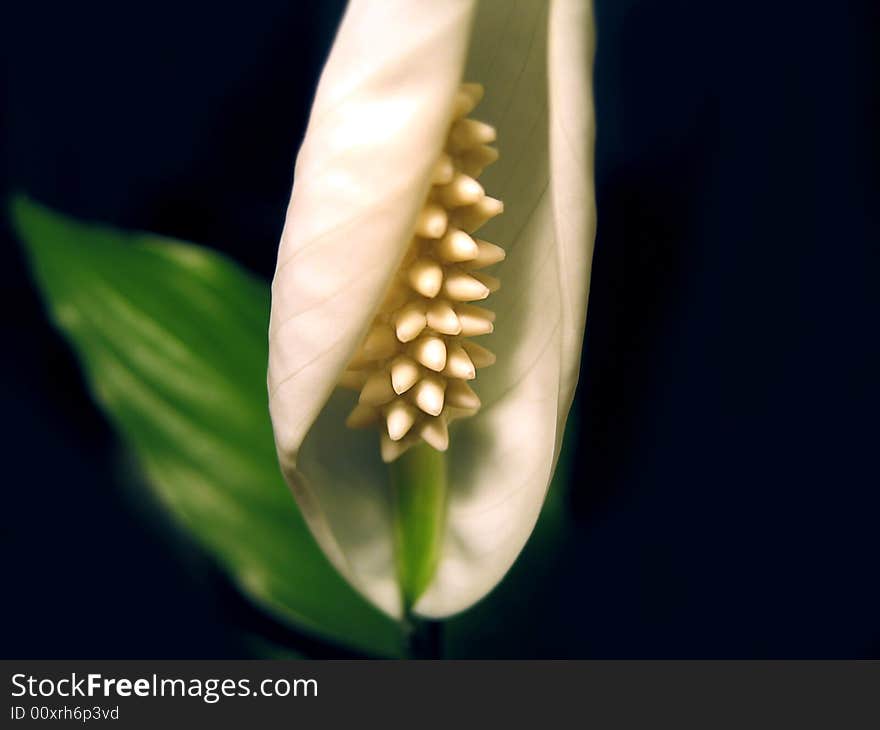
(3, 1, 878, 658)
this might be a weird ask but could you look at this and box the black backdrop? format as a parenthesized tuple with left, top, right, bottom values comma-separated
(3, 1, 878, 658)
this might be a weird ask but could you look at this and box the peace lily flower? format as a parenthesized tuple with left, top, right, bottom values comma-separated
(268, 0, 596, 620)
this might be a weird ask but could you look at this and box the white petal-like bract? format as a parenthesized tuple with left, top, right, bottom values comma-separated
(268, 0, 596, 619)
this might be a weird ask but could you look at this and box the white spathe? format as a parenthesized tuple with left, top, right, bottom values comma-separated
(268, 0, 596, 619)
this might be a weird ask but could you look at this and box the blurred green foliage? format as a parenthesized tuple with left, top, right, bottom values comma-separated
(13, 196, 402, 657)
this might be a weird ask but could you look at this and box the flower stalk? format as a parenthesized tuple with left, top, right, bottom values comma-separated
(402, 616, 444, 660)
(390, 442, 448, 610)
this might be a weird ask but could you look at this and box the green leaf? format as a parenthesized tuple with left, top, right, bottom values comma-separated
(12, 196, 402, 657)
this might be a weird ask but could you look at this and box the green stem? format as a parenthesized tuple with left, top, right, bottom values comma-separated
(389, 442, 448, 614)
(402, 616, 444, 660)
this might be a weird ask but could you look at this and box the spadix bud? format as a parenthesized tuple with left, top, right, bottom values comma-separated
(336, 83, 503, 461)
